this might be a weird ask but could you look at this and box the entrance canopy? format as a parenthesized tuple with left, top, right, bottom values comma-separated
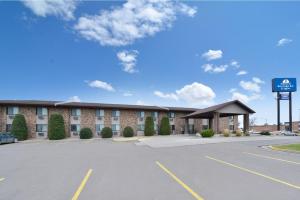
(182, 100, 255, 133)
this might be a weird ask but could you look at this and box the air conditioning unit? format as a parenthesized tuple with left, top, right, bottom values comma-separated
(97, 116, 103, 121)
(97, 132, 101, 136)
(72, 132, 79, 136)
(73, 116, 79, 120)
(37, 132, 45, 137)
(38, 115, 44, 120)
(8, 115, 15, 120)
(113, 117, 119, 121)
(113, 131, 119, 135)
(169, 118, 174, 122)
(139, 117, 144, 122)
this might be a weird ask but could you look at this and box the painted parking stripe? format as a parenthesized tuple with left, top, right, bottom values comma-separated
(206, 156, 300, 190)
(0, 178, 5, 182)
(244, 152, 300, 165)
(156, 161, 204, 200)
(71, 169, 93, 200)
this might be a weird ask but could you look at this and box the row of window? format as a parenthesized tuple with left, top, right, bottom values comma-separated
(6, 106, 175, 118)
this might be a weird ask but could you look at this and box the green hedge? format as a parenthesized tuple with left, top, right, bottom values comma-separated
(159, 117, 171, 135)
(11, 114, 28, 141)
(200, 129, 214, 138)
(80, 128, 93, 139)
(123, 126, 134, 137)
(260, 131, 271, 136)
(101, 127, 113, 138)
(48, 113, 66, 140)
(144, 116, 155, 136)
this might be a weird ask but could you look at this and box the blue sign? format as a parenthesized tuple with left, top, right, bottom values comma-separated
(272, 78, 297, 92)
(279, 93, 289, 100)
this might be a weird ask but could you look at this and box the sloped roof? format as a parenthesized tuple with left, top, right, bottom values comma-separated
(183, 100, 255, 118)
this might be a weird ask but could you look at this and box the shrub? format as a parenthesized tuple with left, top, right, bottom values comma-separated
(101, 127, 113, 138)
(244, 132, 250, 136)
(80, 128, 93, 139)
(11, 114, 28, 141)
(123, 126, 134, 137)
(201, 129, 214, 138)
(235, 129, 242, 137)
(223, 129, 230, 137)
(260, 131, 271, 136)
(144, 116, 155, 136)
(48, 113, 66, 140)
(159, 117, 171, 135)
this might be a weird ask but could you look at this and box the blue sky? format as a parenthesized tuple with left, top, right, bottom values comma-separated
(0, 1, 300, 125)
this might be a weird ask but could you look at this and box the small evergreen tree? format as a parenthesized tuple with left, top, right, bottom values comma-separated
(144, 116, 155, 136)
(159, 116, 171, 135)
(123, 126, 134, 137)
(48, 113, 66, 140)
(80, 128, 93, 139)
(101, 127, 113, 138)
(11, 114, 28, 140)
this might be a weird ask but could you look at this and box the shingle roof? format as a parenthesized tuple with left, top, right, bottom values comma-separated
(0, 100, 197, 112)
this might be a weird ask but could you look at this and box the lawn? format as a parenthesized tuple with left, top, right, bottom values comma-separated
(274, 144, 300, 152)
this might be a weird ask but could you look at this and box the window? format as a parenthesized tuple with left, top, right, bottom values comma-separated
(71, 108, 81, 116)
(137, 111, 145, 118)
(112, 124, 120, 131)
(96, 124, 104, 132)
(137, 124, 145, 131)
(71, 124, 80, 132)
(6, 124, 12, 132)
(168, 112, 175, 118)
(36, 107, 48, 116)
(7, 106, 19, 115)
(189, 124, 194, 133)
(96, 109, 105, 117)
(202, 125, 209, 130)
(229, 125, 234, 131)
(151, 112, 158, 119)
(112, 110, 120, 117)
(36, 124, 48, 132)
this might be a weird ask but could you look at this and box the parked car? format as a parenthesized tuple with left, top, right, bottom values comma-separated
(0, 133, 17, 144)
(281, 131, 298, 136)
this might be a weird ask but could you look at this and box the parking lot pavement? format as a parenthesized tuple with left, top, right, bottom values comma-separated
(0, 136, 300, 200)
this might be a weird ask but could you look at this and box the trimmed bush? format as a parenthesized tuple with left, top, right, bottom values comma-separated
(260, 131, 271, 136)
(101, 127, 113, 138)
(159, 117, 171, 135)
(11, 114, 28, 141)
(80, 128, 93, 139)
(48, 113, 66, 140)
(223, 129, 230, 137)
(123, 126, 134, 137)
(201, 129, 214, 138)
(144, 116, 155, 136)
(235, 129, 242, 137)
(244, 132, 250, 136)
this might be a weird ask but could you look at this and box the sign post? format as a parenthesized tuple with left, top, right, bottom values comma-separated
(272, 78, 297, 132)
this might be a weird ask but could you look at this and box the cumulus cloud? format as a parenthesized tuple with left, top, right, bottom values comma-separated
(86, 80, 115, 92)
(202, 50, 223, 61)
(136, 100, 147, 105)
(22, 0, 77, 20)
(117, 50, 139, 73)
(68, 96, 81, 102)
(154, 91, 178, 101)
(252, 77, 265, 84)
(230, 60, 240, 68)
(239, 80, 261, 93)
(277, 38, 292, 46)
(154, 82, 216, 106)
(236, 70, 248, 76)
(231, 92, 261, 103)
(74, 0, 197, 46)
(202, 64, 228, 73)
(123, 92, 133, 97)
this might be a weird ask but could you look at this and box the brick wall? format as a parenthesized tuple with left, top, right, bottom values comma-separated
(19, 106, 36, 138)
(120, 110, 138, 136)
(81, 108, 96, 136)
(0, 106, 5, 132)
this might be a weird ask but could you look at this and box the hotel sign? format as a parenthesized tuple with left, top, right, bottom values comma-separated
(272, 78, 297, 92)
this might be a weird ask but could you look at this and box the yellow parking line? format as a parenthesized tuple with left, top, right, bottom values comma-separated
(71, 169, 93, 200)
(244, 152, 300, 165)
(156, 161, 204, 200)
(0, 178, 5, 182)
(206, 156, 300, 190)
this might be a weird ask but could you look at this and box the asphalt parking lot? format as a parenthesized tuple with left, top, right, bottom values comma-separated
(0, 136, 300, 200)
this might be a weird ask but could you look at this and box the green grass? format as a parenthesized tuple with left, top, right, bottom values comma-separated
(274, 144, 300, 152)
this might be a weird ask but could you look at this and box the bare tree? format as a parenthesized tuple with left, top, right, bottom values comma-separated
(250, 117, 257, 128)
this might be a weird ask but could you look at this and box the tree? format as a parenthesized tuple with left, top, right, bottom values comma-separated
(159, 116, 171, 135)
(144, 116, 155, 136)
(123, 126, 134, 137)
(80, 128, 93, 139)
(11, 114, 28, 140)
(250, 117, 257, 128)
(48, 113, 66, 140)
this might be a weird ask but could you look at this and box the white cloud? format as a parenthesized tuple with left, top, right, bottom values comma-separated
(176, 82, 216, 106)
(277, 38, 292, 46)
(22, 0, 77, 20)
(236, 70, 248, 76)
(252, 77, 265, 84)
(230, 60, 240, 68)
(136, 100, 147, 105)
(240, 80, 261, 93)
(231, 92, 261, 104)
(154, 91, 178, 101)
(123, 92, 133, 97)
(117, 50, 139, 73)
(87, 80, 115, 92)
(229, 88, 237, 93)
(202, 50, 223, 61)
(68, 96, 81, 102)
(74, 0, 197, 46)
(202, 64, 228, 73)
